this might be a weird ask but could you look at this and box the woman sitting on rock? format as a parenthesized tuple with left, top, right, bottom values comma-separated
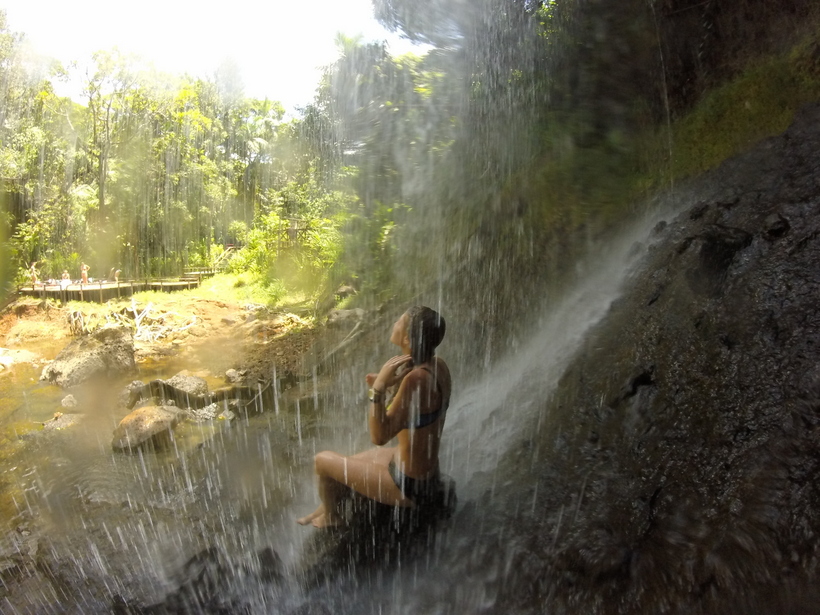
(298, 305, 452, 528)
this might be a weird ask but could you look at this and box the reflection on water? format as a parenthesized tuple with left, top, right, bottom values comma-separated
(0, 335, 323, 609)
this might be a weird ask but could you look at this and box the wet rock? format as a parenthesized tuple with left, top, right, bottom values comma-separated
(41, 412, 82, 432)
(224, 368, 242, 383)
(689, 202, 709, 220)
(61, 394, 77, 408)
(483, 102, 820, 613)
(763, 212, 790, 239)
(165, 371, 208, 397)
(684, 224, 752, 296)
(118, 546, 285, 613)
(150, 547, 235, 613)
(327, 308, 365, 327)
(118, 380, 146, 408)
(256, 546, 284, 583)
(288, 602, 333, 615)
(40, 325, 136, 388)
(186, 402, 219, 422)
(111, 405, 181, 452)
(335, 284, 357, 299)
(610, 365, 655, 405)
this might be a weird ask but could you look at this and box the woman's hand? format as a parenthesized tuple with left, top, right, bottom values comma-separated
(372, 355, 412, 392)
(365, 373, 378, 387)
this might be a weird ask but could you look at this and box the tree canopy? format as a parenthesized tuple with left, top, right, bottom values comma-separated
(2, 0, 817, 304)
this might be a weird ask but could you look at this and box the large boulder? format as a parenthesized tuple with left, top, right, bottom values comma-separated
(40, 325, 136, 388)
(111, 405, 181, 452)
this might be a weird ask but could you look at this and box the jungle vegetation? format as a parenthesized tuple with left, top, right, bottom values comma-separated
(1, 0, 818, 307)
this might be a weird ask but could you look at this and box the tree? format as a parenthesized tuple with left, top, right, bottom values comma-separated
(83, 49, 137, 226)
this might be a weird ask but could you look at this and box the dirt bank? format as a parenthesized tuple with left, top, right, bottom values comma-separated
(0, 293, 321, 382)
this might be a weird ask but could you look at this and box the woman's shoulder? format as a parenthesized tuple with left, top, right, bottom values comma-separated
(411, 358, 449, 374)
(413, 358, 451, 388)
(432, 356, 450, 375)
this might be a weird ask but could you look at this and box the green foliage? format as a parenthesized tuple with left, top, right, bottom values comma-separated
(228, 220, 248, 244)
(193, 273, 287, 306)
(666, 38, 820, 179)
(227, 173, 354, 297)
(0, 199, 11, 300)
(2, 3, 817, 311)
(0, 13, 321, 293)
(510, 26, 820, 238)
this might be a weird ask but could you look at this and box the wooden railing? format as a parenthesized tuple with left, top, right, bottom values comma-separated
(213, 245, 236, 271)
(16, 275, 208, 304)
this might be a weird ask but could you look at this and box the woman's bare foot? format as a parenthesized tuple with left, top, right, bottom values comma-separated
(311, 512, 345, 529)
(297, 505, 345, 528)
(296, 505, 324, 526)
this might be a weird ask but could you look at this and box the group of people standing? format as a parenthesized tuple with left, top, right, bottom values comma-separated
(27, 262, 119, 287)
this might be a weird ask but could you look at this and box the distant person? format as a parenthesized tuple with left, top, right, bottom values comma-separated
(297, 306, 451, 528)
(114, 269, 121, 282)
(81, 262, 89, 284)
(29, 262, 38, 286)
(60, 270, 71, 289)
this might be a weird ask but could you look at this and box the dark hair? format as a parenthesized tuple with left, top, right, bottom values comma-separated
(406, 306, 446, 364)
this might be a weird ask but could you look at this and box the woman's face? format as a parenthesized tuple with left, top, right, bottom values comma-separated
(390, 312, 410, 348)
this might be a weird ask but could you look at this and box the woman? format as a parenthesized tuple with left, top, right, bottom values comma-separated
(298, 305, 452, 528)
(80, 262, 90, 284)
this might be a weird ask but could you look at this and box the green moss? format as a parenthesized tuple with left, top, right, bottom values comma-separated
(516, 27, 820, 238)
(668, 44, 820, 178)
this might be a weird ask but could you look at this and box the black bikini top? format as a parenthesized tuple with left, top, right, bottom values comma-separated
(409, 366, 448, 429)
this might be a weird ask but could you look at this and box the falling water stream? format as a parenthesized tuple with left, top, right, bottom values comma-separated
(2, 1, 815, 611)
(0, 197, 680, 613)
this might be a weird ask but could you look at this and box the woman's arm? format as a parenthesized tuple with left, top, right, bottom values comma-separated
(369, 355, 421, 445)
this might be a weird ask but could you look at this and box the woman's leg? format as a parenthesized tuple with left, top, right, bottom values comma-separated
(297, 447, 412, 527)
(296, 451, 348, 527)
(295, 472, 350, 527)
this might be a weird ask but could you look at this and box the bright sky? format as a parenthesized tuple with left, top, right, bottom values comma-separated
(2, 0, 423, 112)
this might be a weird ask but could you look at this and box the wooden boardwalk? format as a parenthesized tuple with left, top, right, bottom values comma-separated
(18, 273, 213, 304)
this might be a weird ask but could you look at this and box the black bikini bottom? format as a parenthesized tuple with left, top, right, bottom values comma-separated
(388, 460, 442, 508)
